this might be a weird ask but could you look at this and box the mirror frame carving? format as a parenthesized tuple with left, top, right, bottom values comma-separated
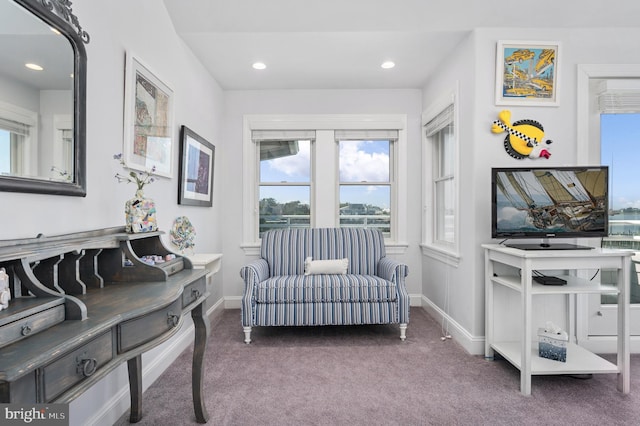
(1, 0, 89, 196)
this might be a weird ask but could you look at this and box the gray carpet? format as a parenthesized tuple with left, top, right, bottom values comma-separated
(114, 308, 639, 425)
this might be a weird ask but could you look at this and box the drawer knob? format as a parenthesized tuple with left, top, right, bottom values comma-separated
(191, 288, 201, 300)
(167, 312, 179, 328)
(21, 324, 32, 336)
(78, 357, 98, 377)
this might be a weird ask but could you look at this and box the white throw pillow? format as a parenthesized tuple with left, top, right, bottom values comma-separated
(304, 257, 349, 275)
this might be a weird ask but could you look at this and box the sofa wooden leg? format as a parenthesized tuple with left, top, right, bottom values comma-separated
(399, 323, 407, 341)
(243, 326, 252, 344)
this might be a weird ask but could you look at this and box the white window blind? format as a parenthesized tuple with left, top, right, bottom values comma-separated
(334, 129, 398, 140)
(597, 79, 640, 113)
(251, 130, 316, 141)
(598, 92, 640, 113)
(424, 104, 454, 136)
(0, 117, 29, 136)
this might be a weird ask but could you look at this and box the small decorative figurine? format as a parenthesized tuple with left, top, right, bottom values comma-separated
(491, 110, 553, 159)
(0, 267, 10, 311)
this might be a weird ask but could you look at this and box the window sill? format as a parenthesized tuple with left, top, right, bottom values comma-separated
(240, 243, 261, 256)
(420, 243, 460, 267)
(385, 241, 408, 255)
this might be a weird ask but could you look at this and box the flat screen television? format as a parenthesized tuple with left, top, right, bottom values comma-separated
(491, 166, 609, 250)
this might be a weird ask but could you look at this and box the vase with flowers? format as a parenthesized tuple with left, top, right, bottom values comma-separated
(114, 153, 158, 233)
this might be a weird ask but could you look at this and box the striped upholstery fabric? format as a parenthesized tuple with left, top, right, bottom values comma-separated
(255, 301, 398, 327)
(256, 274, 397, 303)
(241, 228, 409, 331)
(261, 227, 386, 276)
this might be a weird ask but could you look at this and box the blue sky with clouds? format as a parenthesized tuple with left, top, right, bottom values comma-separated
(601, 113, 640, 210)
(260, 139, 390, 208)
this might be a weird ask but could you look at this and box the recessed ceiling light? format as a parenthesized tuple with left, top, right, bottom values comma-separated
(252, 62, 266, 70)
(25, 63, 43, 71)
(381, 61, 395, 69)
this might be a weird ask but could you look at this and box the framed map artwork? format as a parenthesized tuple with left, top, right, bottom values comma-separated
(123, 52, 174, 177)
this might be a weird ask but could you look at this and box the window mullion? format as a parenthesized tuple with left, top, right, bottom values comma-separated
(314, 130, 336, 228)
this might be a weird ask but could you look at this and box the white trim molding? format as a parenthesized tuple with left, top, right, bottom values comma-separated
(576, 64, 640, 164)
(421, 296, 484, 355)
(421, 82, 460, 258)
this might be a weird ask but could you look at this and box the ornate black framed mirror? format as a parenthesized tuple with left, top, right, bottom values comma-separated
(0, 0, 88, 196)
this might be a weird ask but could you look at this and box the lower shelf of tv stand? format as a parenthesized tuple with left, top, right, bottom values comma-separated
(491, 341, 619, 375)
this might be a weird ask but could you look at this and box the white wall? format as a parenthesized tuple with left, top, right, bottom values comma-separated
(221, 89, 424, 301)
(421, 27, 640, 354)
(0, 1, 225, 425)
(0, 73, 39, 110)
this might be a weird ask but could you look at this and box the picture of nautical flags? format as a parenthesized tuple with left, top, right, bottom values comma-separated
(495, 41, 560, 106)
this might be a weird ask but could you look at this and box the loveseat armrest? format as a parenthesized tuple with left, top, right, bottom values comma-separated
(240, 258, 270, 284)
(377, 257, 408, 284)
(240, 258, 270, 327)
(377, 257, 410, 325)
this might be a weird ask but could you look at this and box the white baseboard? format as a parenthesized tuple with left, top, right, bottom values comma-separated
(420, 295, 485, 355)
(225, 295, 242, 309)
(80, 298, 226, 426)
(409, 293, 422, 306)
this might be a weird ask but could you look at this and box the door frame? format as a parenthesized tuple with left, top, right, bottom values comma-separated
(576, 64, 640, 353)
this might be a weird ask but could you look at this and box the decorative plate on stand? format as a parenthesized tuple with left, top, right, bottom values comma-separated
(170, 216, 196, 253)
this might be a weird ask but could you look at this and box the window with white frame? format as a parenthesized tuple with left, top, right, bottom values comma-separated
(242, 115, 408, 254)
(0, 102, 37, 178)
(253, 130, 315, 237)
(337, 130, 397, 237)
(0, 118, 29, 176)
(593, 78, 640, 304)
(424, 102, 457, 250)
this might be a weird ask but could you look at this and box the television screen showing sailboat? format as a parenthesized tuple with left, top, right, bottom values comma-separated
(491, 166, 609, 240)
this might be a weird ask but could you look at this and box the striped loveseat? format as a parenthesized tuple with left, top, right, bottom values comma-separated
(240, 227, 409, 343)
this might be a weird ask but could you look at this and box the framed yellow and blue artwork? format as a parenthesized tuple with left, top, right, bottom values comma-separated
(495, 40, 560, 107)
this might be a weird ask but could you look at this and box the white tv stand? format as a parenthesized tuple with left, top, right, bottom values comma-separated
(482, 244, 631, 395)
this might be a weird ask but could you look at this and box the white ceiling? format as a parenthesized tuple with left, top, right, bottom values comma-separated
(0, 0, 75, 91)
(162, 0, 640, 90)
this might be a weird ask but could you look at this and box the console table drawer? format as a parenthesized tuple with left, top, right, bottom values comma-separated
(117, 299, 182, 353)
(182, 277, 206, 308)
(158, 258, 184, 276)
(0, 305, 65, 348)
(43, 331, 113, 402)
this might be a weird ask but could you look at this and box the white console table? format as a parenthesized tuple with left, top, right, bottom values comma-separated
(187, 253, 223, 283)
(483, 244, 631, 395)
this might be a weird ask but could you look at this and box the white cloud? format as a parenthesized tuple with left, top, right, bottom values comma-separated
(268, 142, 311, 178)
(616, 196, 640, 209)
(264, 140, 389, 183)
(339, 141, 389, 182)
